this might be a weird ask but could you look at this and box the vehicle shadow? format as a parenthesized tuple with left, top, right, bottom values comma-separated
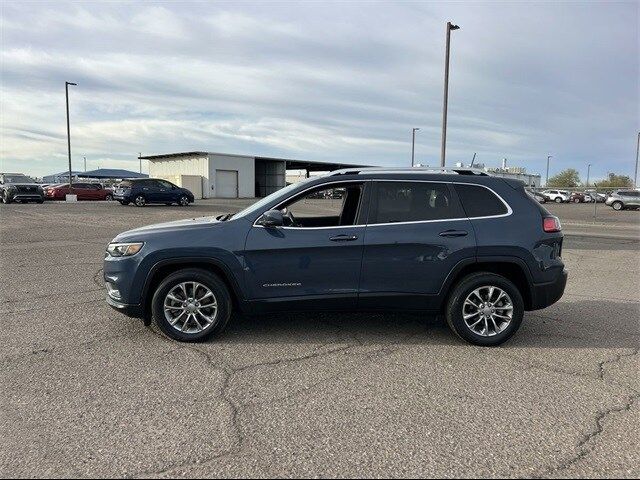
(215, 299, 639, 349)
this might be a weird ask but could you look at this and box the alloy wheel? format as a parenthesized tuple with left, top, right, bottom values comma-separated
(462, 286, 513, 337)
(135, 195, 146, 207)
(163, 281, 218, 334)
(179, 195, 189, 206)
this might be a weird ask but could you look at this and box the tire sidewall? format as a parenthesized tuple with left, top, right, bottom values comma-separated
(446, 273, 524, 346)
(612, 201, 623, 211)
(151, 269, 232, 342)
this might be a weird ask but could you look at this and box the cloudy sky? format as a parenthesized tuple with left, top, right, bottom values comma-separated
(1, 1, 638, 181)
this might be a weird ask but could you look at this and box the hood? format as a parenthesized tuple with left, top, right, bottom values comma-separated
(4, 182, 42, 188)
(114, 216, 222, 241)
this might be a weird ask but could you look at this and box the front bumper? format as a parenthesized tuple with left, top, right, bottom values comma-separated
(106, 294, 144, 318)
(529, 269, 568, 310)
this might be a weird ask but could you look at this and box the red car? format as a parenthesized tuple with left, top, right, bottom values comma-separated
(44, 182, 113, 201)
(569, 192, 587, 203)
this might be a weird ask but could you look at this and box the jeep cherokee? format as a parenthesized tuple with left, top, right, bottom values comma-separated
(104, 167, 567, 346)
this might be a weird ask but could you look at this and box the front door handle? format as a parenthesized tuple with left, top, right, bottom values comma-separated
(439, 230, 468, 237)
(329, 234, 359, 242)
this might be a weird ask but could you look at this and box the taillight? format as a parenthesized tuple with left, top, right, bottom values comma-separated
(543, 216, 562, 233)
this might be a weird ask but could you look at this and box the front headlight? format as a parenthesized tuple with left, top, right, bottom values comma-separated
(106, 242, 144, 257)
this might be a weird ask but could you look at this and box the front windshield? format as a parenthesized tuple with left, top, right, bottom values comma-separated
(232, 178, 317, 220)
(3, 174, 34, 184)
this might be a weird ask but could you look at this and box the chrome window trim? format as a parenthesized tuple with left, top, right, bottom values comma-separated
(252, 178, 512, 229)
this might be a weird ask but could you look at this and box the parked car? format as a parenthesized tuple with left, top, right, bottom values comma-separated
(541, 189, 570, 203)
(584, 190, 606, 203)
(0, 173, 44, 204)
(570, 192, 587, 203)
(104, 167, 567, 347)
(605, 190, 640, 211)
(112, 179, 194, 207)
(44, 182, 113, 201)
(526, 190, 547, 203)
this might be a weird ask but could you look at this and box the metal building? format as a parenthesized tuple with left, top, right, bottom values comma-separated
(140, 152, 370, 199)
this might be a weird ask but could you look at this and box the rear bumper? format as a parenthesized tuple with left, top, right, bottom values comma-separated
(529, 269, 568, 310)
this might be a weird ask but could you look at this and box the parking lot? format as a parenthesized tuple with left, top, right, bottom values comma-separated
(1, 200, 638, 478)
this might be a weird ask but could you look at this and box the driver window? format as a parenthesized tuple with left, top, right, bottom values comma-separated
(280, 183, 363, 228)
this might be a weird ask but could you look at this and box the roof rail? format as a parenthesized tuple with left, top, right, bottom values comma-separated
(329, 166, 489, 176)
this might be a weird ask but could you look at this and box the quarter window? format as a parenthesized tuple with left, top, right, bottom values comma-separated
(370, 182, 464, 224)
(454, 184, 508, 218)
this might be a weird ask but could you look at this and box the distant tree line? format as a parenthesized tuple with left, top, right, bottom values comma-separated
(547, 169, 633, 188)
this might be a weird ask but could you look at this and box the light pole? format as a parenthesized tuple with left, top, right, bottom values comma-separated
(411, 128, 420, 166)
(65, 81, 77, 194)
(635, 132, 639, 188)
(440, 21, 460, 167)
(546, 155, 552, 186)
(83, 156, 87, 172)
(139, 152, 142, 174)
(586, 163, 592, 187)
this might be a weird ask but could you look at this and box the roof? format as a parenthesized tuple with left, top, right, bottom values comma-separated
(82, 168, 148, 179)
(138, 151, 371, 172)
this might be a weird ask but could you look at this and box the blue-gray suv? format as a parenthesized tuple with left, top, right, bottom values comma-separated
(104, 167, 567, 346)
(113, 178, 194, 207)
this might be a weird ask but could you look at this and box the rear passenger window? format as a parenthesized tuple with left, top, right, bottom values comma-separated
(370, 182, 464, 224)
(454, 184, 508, 218)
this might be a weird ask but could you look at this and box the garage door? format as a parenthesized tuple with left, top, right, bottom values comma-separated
(215, 170, 239, 198)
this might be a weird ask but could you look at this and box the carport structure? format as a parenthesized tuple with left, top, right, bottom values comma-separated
(140, 151, 371, 199)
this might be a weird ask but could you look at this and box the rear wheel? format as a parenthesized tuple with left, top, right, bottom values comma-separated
(105, 194, 113, 201)
(612, 201, 623, 211)
(554, 197, 562, 203)
(446, 272, 524, 346)
(151, 268, 232, 342)
(134, 195, 146, 207)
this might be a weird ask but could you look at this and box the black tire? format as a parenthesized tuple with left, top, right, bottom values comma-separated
(178, 195, 189, 206)
(445, 272, 524, 347)
(554, 197, 562, 203)
(105, 194, 113, 201)
(134, 195, 146, 207)
(612, 201, 623, 211)
(573, 198, 580, 203)
(151, 268, 232, 342)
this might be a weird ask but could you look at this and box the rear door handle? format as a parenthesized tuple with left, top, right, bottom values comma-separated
(329, 234, 359, 242)
(439, 230, 468, 237)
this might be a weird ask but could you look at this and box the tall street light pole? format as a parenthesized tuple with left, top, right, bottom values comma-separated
(546, 155, 552, 186)
(83, 156, 87, 172)
(586, 163, 592, 187)
(635, 132, 639, 188)
(65, 81, 77, 193)
(440, 21, 460, 167)
(411, 128, 420, 166)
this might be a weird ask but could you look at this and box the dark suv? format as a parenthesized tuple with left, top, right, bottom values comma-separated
(113, 179, 195, 206)
(0, 173, 45, 204)
(104, 167, 567, 346)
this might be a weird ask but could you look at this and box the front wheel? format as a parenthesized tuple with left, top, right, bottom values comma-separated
(151, 269, 232, 342)
(445, 272, 524, 346)
(612, 201, 623, 211)
(105, 194, 113, 201)
(573, 198, 580, 203)
(554, 197, 562, 203)
(178, 195, 190, 206)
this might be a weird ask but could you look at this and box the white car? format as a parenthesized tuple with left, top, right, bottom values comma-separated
(542, 189, 570, 203)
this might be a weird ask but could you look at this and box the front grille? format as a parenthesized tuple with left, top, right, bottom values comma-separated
(16, 186, 37, 193)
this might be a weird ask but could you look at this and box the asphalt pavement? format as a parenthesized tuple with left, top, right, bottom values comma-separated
(1, 200, 638, 478)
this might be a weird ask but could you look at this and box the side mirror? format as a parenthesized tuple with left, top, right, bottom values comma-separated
(257, 209, 284, 227)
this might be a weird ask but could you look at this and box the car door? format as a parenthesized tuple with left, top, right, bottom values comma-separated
(141, 180, 163, 202)
(358, 181, 476, 310)
(156, 180, 176, 203)
(242, 181, 368, 311)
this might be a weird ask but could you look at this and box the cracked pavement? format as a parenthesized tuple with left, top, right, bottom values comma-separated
(1, 201, 638, 478)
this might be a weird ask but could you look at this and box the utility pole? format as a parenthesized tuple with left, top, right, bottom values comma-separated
(470, 152, 477, 167)
(411, 128, 420, 166)
(440, 21, 460, 167)
(83, 156, 87, 172)
(546, 155, 552, 186)
(65, 81, 77, 194)
(586, 163, 592, 187)
(139, 152, 142, 174)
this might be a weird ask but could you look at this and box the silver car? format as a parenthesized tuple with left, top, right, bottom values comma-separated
(605, 190, 640, 210)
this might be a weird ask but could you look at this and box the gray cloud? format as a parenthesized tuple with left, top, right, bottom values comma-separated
(1, 1, 637, 181)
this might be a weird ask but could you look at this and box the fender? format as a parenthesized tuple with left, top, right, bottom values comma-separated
(139, 256, 246, 313)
